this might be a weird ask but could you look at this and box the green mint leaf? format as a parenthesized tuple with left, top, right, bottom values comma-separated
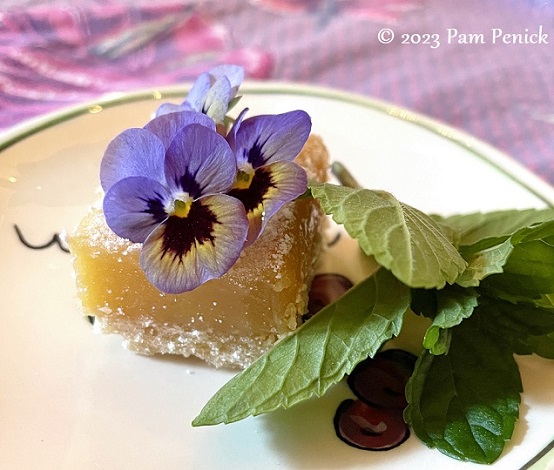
(442, 210, 554, 287)
(193, 268, 410, 426)
(455, 218, 554, 290)
(482, 297, 554, 337)
(455, 237, 513, 287)
(422, 286, 479, 355)
(422, 327, 451, 356)
(522, 332, 554, 359)
(405, 315, 522, 464)
(476, 296, 554, 357)
(410, 288, 438, 317)
(482, 220, 554, 298)
(310, 183, 466, 288)
(437, 208, 554, 246)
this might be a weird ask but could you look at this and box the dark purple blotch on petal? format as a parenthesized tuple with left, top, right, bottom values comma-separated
(245, 136, 270, 168)
(103, 176, 172, 243)
(175, 168, 203, 200)
(142, 193, 169, 226)
(164, 123, 237, 197)
(227, 167, 276, 213)
(230, 111, 312, 168)
(160, 201, 220, 263)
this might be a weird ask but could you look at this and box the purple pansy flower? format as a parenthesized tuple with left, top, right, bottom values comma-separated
(100, 111, 248, 294)
(156, 64, 244, 124)
(226, 109, 311, 245)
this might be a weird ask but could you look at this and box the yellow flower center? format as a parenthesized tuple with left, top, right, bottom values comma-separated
(173, 198, 193, 218)
(232, 168, 254, 190)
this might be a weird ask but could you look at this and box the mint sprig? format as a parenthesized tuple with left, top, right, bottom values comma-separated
(405, 313, 522, 464)
(482, 220, 554, 298)
(437, 207, 554, 245)
(193, 185, 554, 465)
(310, 183, 466, 289)
(193, 268, 410, 425)
(415, 286, 479, 355)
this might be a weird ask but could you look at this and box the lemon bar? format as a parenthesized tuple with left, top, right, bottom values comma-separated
(69, 135, 329, 368)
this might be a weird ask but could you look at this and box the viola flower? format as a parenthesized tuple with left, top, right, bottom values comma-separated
(100, 112, 249, 294)
(226, 109, 311, 245)
(156, 64, 245, 125)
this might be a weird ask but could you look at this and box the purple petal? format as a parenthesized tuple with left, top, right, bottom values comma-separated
(103, 176, 171, 243)
(209, 64, 244, 93)
(155, 102, 188, 117)
(183, 72, 212, 112)
(164, 124, 237, 198)
(228, 161, 307, 245)
(233, 110, 312, 168)
(203, 75, 231, 123)
(100, 128, 165, 191)
(144, 111, 215, 149)
(255, 161, 308, 224)
(226, 107, 249, 153)
(140, 194, 248, 293)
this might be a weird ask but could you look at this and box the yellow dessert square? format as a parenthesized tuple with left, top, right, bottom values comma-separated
(69, 136, 329, 368)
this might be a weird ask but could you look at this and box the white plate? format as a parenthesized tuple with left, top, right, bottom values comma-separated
(1, 84, 553, 470)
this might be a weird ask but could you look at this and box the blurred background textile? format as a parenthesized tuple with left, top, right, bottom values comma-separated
(1, 1, 552, 182)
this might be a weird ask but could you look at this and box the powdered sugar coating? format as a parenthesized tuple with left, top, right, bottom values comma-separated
(68, 135, 329, 368)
